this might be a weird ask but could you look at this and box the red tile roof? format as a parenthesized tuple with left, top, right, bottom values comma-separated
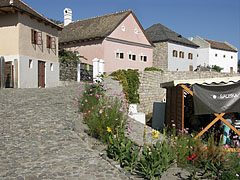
(204, 39, 237, 52)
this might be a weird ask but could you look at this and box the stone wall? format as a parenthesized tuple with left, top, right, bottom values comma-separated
(152, 42, 168, 71)
(60, 61, 77, 81)
(138, 71, 240, 115)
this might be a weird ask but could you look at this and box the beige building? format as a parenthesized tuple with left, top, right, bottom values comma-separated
(0, 0, 62, 88)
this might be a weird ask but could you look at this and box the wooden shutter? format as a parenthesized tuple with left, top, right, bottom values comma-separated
(51, 37, 56, 49)
(37, 32, 42, 45)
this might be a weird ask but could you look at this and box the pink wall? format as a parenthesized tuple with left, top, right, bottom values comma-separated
(108, 13, 151, 46)
(62, 39, 104, 65)
(103, 40, 153, 72)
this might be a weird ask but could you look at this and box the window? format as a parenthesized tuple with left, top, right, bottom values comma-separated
(179, 51, 184, 58)
(47, 35, 51, 48)
(47, 35, 56, 49)
(188, 53, 193, 60)
(116, 52, 124, 59)
(215, 54, 218, 57)
(128, 52, 136, 61)
(223, 55, 226, 58)
(231, 56, 233, 59)
(140, 55, 147, 62)
(134, 28, 138, 34)
(29, 59, 33, 69)
(128, 54, 132, 60)
(50, 63, 53, 71)
(189, 65, 193, 71)
(132, 54, 136, 61)
(121, 25, 125, 32)
(173, 50, 178, 57)
(31, 29, 42, 45)
(51, 37, 56, 49)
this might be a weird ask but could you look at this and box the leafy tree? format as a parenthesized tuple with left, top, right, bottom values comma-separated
(58, 48, 86, 63)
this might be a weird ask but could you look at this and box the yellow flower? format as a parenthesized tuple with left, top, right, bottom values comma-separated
(152, 129, 160, 139)
(107, 126, 111, 132)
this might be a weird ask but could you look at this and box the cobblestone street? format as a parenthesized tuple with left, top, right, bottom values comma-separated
(0, 84, 132, 180)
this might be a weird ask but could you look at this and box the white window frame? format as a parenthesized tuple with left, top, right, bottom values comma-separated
(115, 50, 124, 60)
(139, 53, 147, 62)
(50, 63, 53, 71)
(29, 59, 33, 69)
(128, 51, 136, 61)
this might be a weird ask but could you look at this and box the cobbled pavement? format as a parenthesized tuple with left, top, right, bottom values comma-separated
(0, 83, 133, 180)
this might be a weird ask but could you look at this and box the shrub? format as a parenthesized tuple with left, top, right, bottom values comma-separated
(79, 82, 128, 143)
(110, 69, 140, 104)
(144, 67, 163, 72)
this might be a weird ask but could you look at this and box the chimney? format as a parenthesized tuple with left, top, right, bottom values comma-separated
(188, 37, 193, 41)
(64, 8, 72, 26)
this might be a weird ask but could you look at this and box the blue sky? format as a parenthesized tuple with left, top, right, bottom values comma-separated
(24, 0, 240, 59)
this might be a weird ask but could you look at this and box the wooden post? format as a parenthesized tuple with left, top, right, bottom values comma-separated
(181, 87, 185, 132)
(194, 113, 225, 139)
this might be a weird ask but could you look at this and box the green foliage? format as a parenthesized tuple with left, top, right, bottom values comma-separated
(110, 69, 140, 104)
(144, 67, 163, 72)
(211, 65, 224, 72)
(107, 128, 139, 173)
(172, 134, 196, 166)
(59, 48, 86, 64)
(48, 18, 63, 24)
(79, 82, 128, 143)
(135, 141, 174, 179)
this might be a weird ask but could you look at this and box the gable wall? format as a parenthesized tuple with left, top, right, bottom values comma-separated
(108, 13, 151, 46)
(209, 48, 238, 73)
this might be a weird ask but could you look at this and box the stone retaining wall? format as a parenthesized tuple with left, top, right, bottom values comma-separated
(60, 61, 78, 81)
(138, 71, 240, 115)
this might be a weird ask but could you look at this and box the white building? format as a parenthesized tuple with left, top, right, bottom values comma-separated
(189, 36, 238, 73)
(145, 23, 199, 71)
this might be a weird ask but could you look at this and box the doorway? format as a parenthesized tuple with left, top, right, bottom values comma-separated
(38, 61, 45, 88)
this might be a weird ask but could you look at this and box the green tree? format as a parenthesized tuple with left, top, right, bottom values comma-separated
(58, 48, 86, 63)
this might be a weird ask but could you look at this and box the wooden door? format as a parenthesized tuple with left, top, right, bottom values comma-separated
(230, 67, 233, 73)
(38, 61, 45, 88)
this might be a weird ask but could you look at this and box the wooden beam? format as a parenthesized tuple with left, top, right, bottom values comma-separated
(180, 84, 193, 96)
(0, 9, 8, 14)
(223, 148, 240, 152)
(194, 113, 225, 139)
(218, 115, 240, 136)
(181, 87, 184, 132)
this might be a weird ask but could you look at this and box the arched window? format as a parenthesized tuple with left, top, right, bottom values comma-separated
(173, 50, 178, 57)
(179, 51, 184, 58)
(188, 53, 193, 60)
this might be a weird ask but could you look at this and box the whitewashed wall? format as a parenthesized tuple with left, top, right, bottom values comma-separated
(168, 42, 198, 71)
(3, 55, 59, 88)
(209, 49, 238, 73)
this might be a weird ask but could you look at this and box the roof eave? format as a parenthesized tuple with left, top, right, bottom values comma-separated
(59, 37, 104, 46)
(0, 4, 63, 31)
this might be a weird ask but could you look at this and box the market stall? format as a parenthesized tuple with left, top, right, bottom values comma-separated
(161, 76, 240, 152)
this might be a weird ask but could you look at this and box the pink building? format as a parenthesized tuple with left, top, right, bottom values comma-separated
(59, 10, 153, 72)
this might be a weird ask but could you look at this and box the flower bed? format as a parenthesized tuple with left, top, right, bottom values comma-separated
(77, 81, 240, 180)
